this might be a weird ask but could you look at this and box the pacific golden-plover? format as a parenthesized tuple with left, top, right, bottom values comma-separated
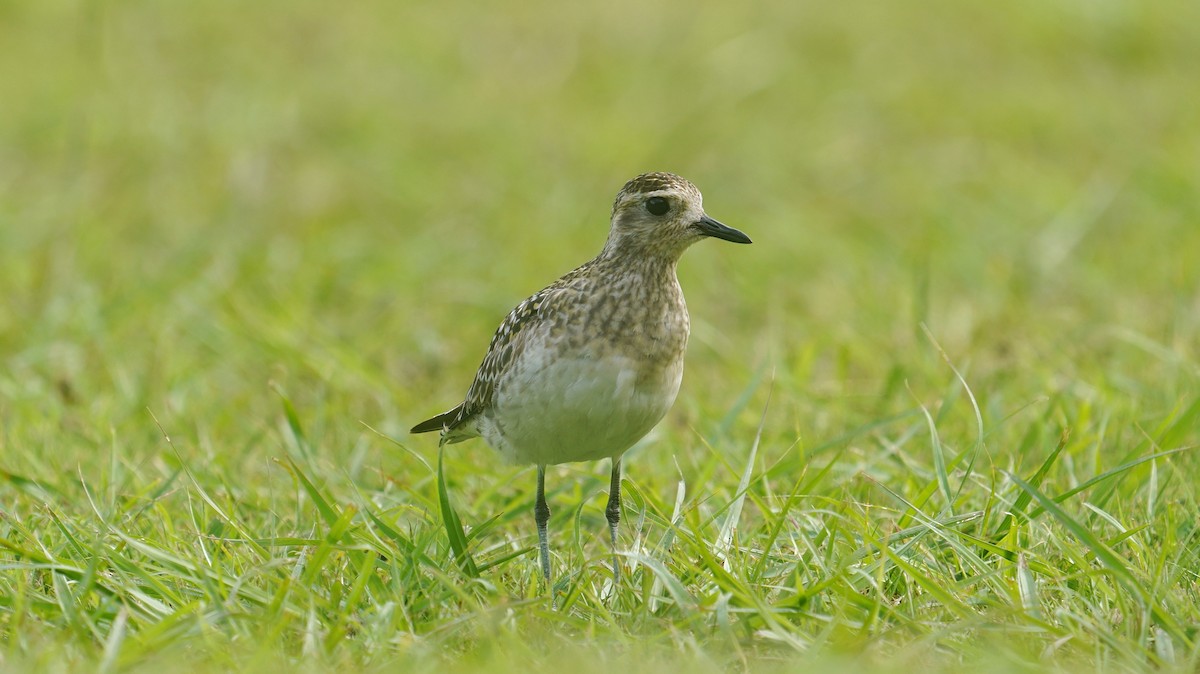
(411, 172, 750, 588)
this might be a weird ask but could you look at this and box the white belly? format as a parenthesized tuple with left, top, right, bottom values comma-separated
(480, 355, 683, 465)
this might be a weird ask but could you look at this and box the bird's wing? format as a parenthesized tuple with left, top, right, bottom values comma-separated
(436, 264, 591, 435)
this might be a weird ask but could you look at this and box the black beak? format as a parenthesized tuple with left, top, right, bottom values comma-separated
(693, 215, 752, 244)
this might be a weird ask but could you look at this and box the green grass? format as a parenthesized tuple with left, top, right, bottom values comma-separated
(2, 0, 1199, 672)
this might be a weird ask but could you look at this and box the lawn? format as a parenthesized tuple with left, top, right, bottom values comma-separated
(1, 0, 1198, 672)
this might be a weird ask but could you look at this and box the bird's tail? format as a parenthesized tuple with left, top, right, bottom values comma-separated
(410, 404, 464, 434)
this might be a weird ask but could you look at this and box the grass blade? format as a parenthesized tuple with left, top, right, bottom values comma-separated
(990, 428, 1071, 540)
(715, 380, 771, 565)
(1006, 471, 1187, 648)
(437, 446, 478, 577)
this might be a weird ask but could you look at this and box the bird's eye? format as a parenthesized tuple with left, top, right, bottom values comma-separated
(645, 196, 670, 216)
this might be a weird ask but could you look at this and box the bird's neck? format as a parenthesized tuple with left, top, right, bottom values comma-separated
(594, 245, 681, 281)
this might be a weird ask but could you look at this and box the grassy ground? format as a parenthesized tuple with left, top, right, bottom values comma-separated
(2, 0, 1199, 671)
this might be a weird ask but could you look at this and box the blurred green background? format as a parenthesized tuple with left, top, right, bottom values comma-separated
(3, 0, 1196, 458)
(1, 0, 1199, 670)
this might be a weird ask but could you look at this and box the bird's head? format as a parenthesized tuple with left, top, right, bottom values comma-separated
(603, 172, 751, 259)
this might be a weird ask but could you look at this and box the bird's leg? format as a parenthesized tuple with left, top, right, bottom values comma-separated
(605, 458, 622, 584)
(535, 464, 552, 588)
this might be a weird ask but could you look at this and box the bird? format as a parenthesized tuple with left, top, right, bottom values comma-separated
(411, 172, 750, 590)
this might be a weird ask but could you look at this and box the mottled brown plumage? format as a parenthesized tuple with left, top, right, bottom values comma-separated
(411, 172, 750, 589)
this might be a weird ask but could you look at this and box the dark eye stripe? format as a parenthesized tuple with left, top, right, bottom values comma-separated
(645, 196, 670, 216)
